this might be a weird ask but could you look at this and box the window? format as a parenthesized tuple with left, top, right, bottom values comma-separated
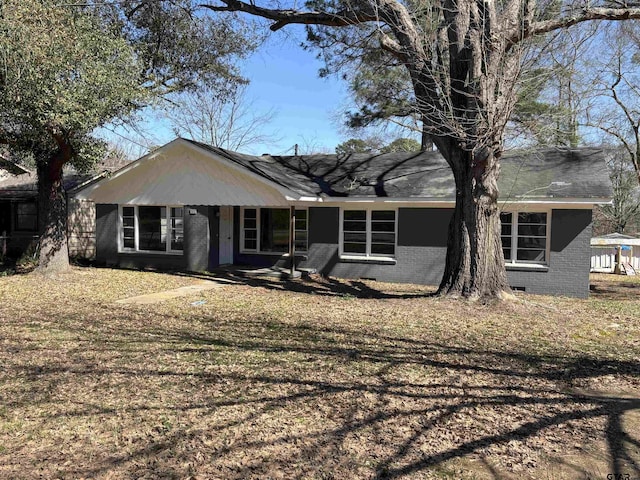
(241, 207, 308, 253)
(294, 209, 308, 252)
(341, 209, 396, 258)
(501, 211, 548, 264)
(170, 207, 184, 251)
(119, 205, 183, 254)
(261, 208, 289, 252)
(14, 202, 38, 232)
(243, 208, 257, 250)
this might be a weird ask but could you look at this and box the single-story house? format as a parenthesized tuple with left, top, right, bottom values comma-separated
(75, 138, 613, 297)
(0, 155, 104, 259)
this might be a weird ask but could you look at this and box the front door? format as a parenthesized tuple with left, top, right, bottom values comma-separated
(219, 206, 233, 265)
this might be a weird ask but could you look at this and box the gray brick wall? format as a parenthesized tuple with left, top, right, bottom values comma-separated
(94, 203, 593, 297)
(184, 205, 210, 272)
(300, 208, 449, 285)
(506, 209, 592, 298)
(300, 207, 592, 297)
(95, 203, 186, 271)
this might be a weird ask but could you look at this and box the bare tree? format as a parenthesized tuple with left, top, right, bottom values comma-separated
(583, 22, 640, 186)
(597, 147, 640, 234)
(198, 0, 640, 299)
(166, 84, 279, 152)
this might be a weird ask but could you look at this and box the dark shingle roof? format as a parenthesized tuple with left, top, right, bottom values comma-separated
(185, 139, 612, 201)
(0, 163, 102, 200)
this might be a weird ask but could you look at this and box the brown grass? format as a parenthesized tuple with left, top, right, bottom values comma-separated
(0, 268, 639, 479)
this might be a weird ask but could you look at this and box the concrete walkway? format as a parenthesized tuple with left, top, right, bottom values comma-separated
(115, 279, 232, 305)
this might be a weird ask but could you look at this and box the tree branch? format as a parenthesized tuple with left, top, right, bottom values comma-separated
(508, 7, 640, 47)
(379, 32, 406, 60)
(199, 0, 378, 31)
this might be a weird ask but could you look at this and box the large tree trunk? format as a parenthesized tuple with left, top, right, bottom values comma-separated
(437, 147, 512, 299)
(35, 156, 70, 274)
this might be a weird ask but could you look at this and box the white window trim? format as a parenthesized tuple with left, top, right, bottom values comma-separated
(239, 207, 308, 255)
(501, 209, 551, 266)
(118, 205, 184, 255)
(339, 207, 398, 261)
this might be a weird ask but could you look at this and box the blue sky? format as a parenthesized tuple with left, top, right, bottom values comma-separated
(103, 27, 352, 157)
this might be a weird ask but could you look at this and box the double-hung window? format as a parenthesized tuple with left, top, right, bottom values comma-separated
(241, 207, 308, 253)
(501, 211, 548, 264)
(341, 209, 396, 258)
(14, 201, 38, 232)
(120, 205, 184, 254)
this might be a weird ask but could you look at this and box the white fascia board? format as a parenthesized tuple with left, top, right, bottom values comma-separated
(499, 198, 613, 209)
(291, 197, 610, 209)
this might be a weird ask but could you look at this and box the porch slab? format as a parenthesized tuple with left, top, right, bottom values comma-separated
(232, 266, 312, 280)
(115, 280, 229, 305)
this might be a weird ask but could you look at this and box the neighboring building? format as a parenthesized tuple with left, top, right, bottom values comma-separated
(0, 156, 104, 259)
(591, 233, 640, 274)
(75, 138, 613, 297)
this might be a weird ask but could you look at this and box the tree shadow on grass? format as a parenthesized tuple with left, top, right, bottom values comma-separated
(2, 308, 639, 479)
(175, 267, 434, 299)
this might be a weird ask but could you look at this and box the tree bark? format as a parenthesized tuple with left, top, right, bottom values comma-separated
(35, 153, 70, 274)
(437, 147, 511, 299)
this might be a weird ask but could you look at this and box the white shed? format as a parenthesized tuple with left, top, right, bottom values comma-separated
(590, 233, 640, 274)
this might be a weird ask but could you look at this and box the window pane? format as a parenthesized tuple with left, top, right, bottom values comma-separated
(244, 239, 257, 250)
(372, 221, 395, 232)
(503, 248, 511, 260)
(344, 210, 366, 221)
(518, 212, 546, 224)
(295, 220, 307, 230)
(501, 236, 512, 247)
(245, 229, 257, 240)
(123, 206, 134, 217)
(170, 207, 183, 251)
(171, 234, 183, 251)
(344, 232, 366, 243)
(244, 208, 256, 219)
(344, 221, 366, 232)
(15, 202, 37, 231)
(244, 218, 256, 229)
(518, 237, 546, 249)
(261, 208, 289, 252)
(344, 242, 366, 254)
(501, 224, 511, 236)
(295, 209, 307, 220)
(138, 206, 166, 251)
(372, 232, 395, 243)
(500, 212, 512, 223)
(371, 243, 395, 255)
(518, 224, 546, 237)
(517, 249, 546, 262)
(372, 210, 395, 221)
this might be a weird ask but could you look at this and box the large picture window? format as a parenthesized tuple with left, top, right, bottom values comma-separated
(119, 205, 183, 254)
(341, 209, 396, 258)
(241, 207, 308, 253)
(501, 211, 548, 264)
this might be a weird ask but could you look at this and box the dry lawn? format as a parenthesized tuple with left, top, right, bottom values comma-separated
(0, 268, 639, 479)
